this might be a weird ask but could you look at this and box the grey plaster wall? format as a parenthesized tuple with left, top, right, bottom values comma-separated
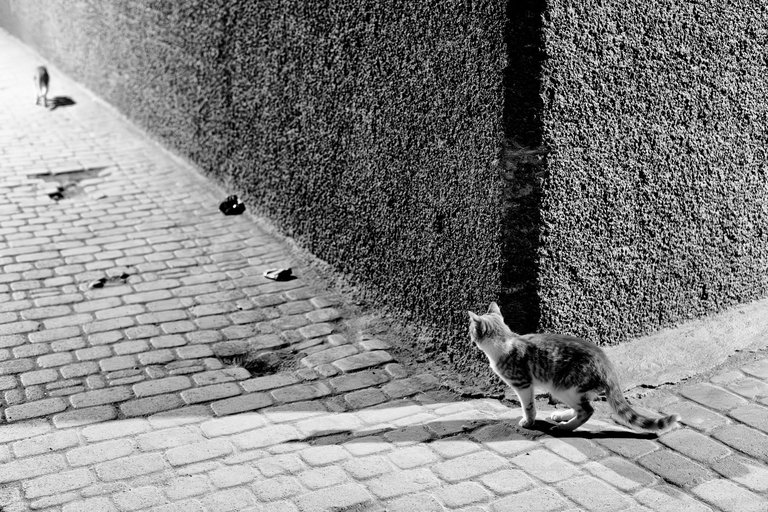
(537, 0, 768, 344)
(0, 0, 511, 374)
(2, 0, 766, 367)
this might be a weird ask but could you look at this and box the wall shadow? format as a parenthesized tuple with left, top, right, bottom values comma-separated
(498, 0, 547, 334)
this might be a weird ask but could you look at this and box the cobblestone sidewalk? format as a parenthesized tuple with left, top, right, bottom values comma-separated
(2, 29, 768, 512)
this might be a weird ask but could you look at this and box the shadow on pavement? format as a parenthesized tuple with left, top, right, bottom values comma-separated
(47, 95, 76, 109)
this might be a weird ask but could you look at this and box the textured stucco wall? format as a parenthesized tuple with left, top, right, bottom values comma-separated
(537, 1, 768, 344)
(0, 0, 510, 372)
(4, 0, 766, 362)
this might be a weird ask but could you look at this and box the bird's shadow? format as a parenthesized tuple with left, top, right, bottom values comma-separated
(48, 96, 76, 110)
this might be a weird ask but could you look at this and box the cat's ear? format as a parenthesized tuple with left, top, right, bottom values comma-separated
(488, 302, 502, 316)
(468, 311, 481, 322)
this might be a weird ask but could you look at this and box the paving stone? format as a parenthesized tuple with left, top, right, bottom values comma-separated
(305, 308, 342, 323)
(113, 485, 167, 511)
(61, 361, 100, 378)
(12, 429, 80, 458)
(255, 453, 308, 477)
(164, 474, 212, 500)
(329, 369, 390, 393)
(637, 449, 714, 487)
(23, 467, 94, 499)
(53, 405, 118, 428)
(366, 467, 441, 499)
(0, 453, 67, 483)
(66, 438, 136, 467)
(271, 382, 332, 403)
(62, 497, 118, 512)
(0, 358, 34, 375)
(120, 393, 186, 417)
(710, 454, 768, 492)
(181, 382, 242, 404)
(5, 397, 67, 421)
(333, 350, 394, 372)
(209, 464, 258, 488)
(42, 312, 93, 330)
(479, 468, 534, 494)
(29, 491, 80, 510)
(138, 350, 176, 365)
(678, 383, 748, 411)
(692, 478, 768, 512)
(584, 457, 657, 491)
(541, 436, 608, 463)
(133, 376, 191, 397)
(660, 400, 729, 432)
(386, 445, 440, 470)
(741, 359, 768, 379)
(296, 465, 348, 490)
(711, 424, 768, 461)
(192, 368, 250, 386)
(300, 345, 359, 368)
(166, 439, 234, 466)
(95, 453, 168, 481)
(435, 481, 490, 508)
(386, 492, 444, 512)
(433, 450, 508, 482)
(233, 424, 302, 449)
(253, 476, 304, 502)
(490, 486, 569, 512)
(429, 438, 482, 459)
(200, 488, 257, 512)
(0, 375, 16, 390)
(728, 404, 768, 433)
(82, 418, 151, 441)
(725, 377, 768, 400)
(75, 346, 112, 361)
(345, 388, 389, 409)
(556, 475, 635, 511)
(299, 445, 350, 466)
(19, 368, 59, 386)
(470, 422, 540, 455)
(658, 428, 731, 463)
(596, 437, 660, 459)
(70, 386, 133, 408)
(211, 392, 273, 416)
(341, 455, 394, 479)
(38, 351, 74, 367)
(200, 412, 266, 438)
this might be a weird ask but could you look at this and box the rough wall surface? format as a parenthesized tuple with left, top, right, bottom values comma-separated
(4, 0, 766, 359)
(0, 1, 509, 371)
(538, 0, 768, 344)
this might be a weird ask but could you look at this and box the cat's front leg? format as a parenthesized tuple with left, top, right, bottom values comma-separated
(513, 386, 536, 428)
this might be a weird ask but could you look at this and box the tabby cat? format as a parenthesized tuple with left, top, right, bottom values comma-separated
(34, 66, 49, 107)
(468, 302, 680, 432)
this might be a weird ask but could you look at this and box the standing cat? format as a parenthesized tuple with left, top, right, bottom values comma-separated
(34, 66, 49, 107)
(468, 302, 680, 432)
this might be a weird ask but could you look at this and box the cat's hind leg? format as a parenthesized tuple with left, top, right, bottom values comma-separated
(550, 392, 594, 432)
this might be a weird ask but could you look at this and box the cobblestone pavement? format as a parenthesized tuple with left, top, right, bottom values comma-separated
(2, 29, 768, 512)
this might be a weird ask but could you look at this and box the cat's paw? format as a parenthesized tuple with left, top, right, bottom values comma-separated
(549, 412, 568, 423)
(518, 417, 536, 429)
(550, 423, 576, 432)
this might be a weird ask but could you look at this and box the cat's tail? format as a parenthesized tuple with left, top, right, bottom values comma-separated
(604, 375, 680, 432)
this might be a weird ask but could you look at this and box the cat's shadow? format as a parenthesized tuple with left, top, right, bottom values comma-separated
(300, 417, 657, 449)
(528, 419, 657, 440)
